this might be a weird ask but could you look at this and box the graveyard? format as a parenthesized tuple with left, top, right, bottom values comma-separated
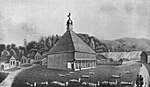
(12, 62, 145, 87)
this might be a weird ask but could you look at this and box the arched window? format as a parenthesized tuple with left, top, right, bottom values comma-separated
(13, 61, 15, 65)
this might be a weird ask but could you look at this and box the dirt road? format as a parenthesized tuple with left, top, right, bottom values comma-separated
(0, 65, 34, 87)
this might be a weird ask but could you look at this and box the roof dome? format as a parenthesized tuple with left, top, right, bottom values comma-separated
(67, 18, 73, 25)
(66, 13, 73, 25)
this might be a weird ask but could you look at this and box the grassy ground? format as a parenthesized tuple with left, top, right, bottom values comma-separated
(13, 62, 142, 87)
(142, 62, 150, 86)
(5, 67, 21, 72)
(0, 72, 9, 83)
(21, 64, 33, 67)
(142, 63, 150, 75)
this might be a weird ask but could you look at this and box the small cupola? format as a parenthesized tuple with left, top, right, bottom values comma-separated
(66, 13, 73, 30)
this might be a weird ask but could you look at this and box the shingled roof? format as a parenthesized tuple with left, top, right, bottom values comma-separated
(100, 51, 144, 61)
(144, 51, 150, 55)
(49, 29, 95, 54)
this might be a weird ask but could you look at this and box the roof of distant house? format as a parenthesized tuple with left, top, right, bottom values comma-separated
(144, 51, 150, 55)
(99, 51, 144, 61)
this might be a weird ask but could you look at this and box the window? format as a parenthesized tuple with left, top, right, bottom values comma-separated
(75, 61, 79, 69)
(13, 61, 15, 65)
(11, 61, 12, 65)
(82, 61, 84, 68)
(67, 62, 71, 68)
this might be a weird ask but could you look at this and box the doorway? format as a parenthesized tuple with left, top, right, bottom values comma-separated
(1, 65, 4, 71)
(16, 61, 19, 66)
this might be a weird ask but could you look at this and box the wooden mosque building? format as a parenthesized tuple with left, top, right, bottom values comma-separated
(48, 13, 96, 71)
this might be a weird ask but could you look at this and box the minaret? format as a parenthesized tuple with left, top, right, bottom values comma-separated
(66, 13, 73, 30)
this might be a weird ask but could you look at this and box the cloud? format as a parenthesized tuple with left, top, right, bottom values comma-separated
(0, 0, 149, 45)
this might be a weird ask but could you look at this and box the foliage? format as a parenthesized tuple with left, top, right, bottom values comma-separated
(109, 58, 114, 62)
(26, 41, 38, 52)
(11, 43, 16, 49)
(0, 44, 6, 56)
(3, 34, 150, 58)
(78, 34, 108, 52)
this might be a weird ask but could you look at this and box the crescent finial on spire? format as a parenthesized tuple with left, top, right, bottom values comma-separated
(66, 13, 73, 30)
(68, 13, 71, 18)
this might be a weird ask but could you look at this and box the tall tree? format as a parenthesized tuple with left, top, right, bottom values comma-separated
(26, 41, 37, 52)
(11, 43, 16, 49)
(37, 36, 48, 54)
(45, 36, 53, 50)
(6, 44, 11, 52)
(0, 44, 6, 56)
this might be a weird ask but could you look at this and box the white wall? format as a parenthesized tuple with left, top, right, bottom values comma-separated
(148, 56, 150, 63)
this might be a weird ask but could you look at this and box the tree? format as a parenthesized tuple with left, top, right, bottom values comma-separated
(53, 34, 59, 44)
(11, 43, 16, 49)
(109, 58, 114, 62)
(0, 44, 6, 56)
(6, 44, 11, 51)
(19, 46, 26, 51)
(13, 47, 20, 56)
(45, 36, 53, 50)
(26, 41, 37, 52)
(0, 44, 6, 50)
(37, 37, 46, 54)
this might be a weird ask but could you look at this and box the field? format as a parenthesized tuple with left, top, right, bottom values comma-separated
(13, 63, 142, 87)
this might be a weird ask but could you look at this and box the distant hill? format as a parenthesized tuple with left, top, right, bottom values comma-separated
(33, 33, 150, 53)
(101, 37, 150, 52)
(78, 34, 150, 52)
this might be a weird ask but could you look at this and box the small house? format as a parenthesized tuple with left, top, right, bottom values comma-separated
(9, 56, 17, 68)
(0, 56, 11, 71)
(96, 54, 108, 64)
(0, 50, 11, 71)
(143, 51, 150, 63)
(34, 52, 42, 61)
(99, 51, 149, 63)
(21, 55, 33, 65)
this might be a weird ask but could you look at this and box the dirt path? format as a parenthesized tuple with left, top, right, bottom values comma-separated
(0, 65, 34, 87)
(119, 61, 150, 87)
(138, 64, 150, 87)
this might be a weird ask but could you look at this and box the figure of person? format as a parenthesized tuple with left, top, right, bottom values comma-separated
(97, 81, 100, 86)
(65, 81, 68, 86)
(136, 75, 140, 87)
(139, 75, 144, 87)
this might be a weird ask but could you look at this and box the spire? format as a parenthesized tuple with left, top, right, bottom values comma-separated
(66, 13, 73, 30)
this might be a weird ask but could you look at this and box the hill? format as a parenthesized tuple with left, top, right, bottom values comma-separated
(101, 37, 150, 52)
(22, 33, 150, 54)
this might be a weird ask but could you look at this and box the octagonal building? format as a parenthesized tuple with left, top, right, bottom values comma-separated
(48, 14, 96, 71)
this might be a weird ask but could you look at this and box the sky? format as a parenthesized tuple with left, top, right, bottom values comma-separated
(0, 0, 150, 46)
